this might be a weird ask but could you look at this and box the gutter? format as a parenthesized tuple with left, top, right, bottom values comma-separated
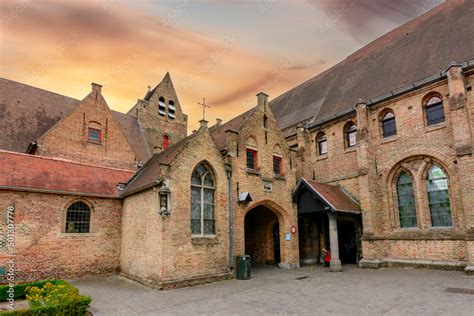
(226, 163, 234, 271)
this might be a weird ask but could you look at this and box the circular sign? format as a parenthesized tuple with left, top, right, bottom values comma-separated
(290, 225, 297, 235)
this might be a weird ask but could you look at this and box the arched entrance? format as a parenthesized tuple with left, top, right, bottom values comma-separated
(244, 205, 281, 265)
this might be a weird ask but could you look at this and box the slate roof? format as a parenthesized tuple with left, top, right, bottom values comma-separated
(0, 78, 152, 162)
(270, 0, 474, 131)
(0, 150, 134, 197)
(293, 178, 361, 214)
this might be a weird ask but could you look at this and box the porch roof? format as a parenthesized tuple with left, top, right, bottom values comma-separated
(292, 178, 361, 214)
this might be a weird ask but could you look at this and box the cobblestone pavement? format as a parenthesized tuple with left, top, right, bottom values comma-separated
(72, 265, 474, 315)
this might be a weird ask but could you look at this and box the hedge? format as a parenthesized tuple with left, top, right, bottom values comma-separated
(0, 280, 91, 316)
(0, 280, 67, 302)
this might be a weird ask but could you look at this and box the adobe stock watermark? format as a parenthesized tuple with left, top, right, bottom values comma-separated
(3, 203, 16, 310)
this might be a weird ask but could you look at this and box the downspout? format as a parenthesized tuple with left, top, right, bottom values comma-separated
(226, 163, 234, 271)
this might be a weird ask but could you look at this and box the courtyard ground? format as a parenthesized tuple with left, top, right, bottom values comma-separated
(72, 265, 474, 315)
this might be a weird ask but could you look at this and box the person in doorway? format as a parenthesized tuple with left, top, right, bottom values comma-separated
(322, 248, 331, 267)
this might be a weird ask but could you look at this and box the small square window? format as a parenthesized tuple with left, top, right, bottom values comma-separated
(88, 128, 101, 143)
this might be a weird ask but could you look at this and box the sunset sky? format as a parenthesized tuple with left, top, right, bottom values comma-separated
(0, 0, 443, 131)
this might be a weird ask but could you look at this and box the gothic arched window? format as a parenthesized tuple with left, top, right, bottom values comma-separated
(424, 94, 445, 126)
(65, 201, 91, 233)
(427, 165, 452, 227)
(344, 122, 357, 148)
(316, 132, 327, 155)
(191, 162, 216, 236)
(380, 110, 397, 138)
(396, 172, 417, 228)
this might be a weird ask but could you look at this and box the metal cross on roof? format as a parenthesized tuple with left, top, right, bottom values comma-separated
(198, 98, 210, 121)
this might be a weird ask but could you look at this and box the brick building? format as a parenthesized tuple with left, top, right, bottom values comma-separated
(0, 0, 473, 287)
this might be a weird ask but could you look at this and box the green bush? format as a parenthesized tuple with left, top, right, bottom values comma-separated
(0, 280, 66, 302)
(0, 280, 91, 316)
(0, 296, 91, 316)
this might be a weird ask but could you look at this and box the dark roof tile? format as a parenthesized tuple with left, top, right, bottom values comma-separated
(270, 0, 474, 129)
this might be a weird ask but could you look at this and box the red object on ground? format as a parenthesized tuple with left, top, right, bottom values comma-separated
(324, 250, 331, 264)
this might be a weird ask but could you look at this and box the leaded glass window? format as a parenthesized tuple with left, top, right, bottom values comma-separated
(191, 163, 215, 235)
(65, 201, 91, 233)
(427, 165, 452, 227)
(396, 172, 417, 228)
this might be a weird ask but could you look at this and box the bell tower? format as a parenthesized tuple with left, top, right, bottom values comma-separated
(128, 72, 188, 153)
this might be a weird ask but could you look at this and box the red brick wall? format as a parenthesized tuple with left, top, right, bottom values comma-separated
(0, 191, 122, 282)
(293, 70, 474, 266)
(36, 86, 138, 170)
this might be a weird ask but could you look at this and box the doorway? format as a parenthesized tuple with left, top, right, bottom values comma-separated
(245, 206, 281, 265)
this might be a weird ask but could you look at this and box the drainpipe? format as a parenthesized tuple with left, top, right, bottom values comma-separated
(226, 163, 234, 270)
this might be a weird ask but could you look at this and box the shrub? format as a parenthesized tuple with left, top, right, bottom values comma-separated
(0, 280, 91, 316)
(0, 280, 66, 301)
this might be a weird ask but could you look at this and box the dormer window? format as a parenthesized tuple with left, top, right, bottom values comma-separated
(168, 100, 176, 119)
(158, 96, 166, 116)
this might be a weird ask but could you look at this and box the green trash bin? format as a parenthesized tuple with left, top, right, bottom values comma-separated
(236, 255, 251, 280)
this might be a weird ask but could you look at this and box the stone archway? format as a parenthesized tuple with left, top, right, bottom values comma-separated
(244, 206, 280, 265)
(235, 200, 299, 269)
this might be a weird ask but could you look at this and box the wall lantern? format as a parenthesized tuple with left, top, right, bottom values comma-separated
(158, 185, 171, 217)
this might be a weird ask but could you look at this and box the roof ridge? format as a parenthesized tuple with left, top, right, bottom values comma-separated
(0, 77, 80, 102)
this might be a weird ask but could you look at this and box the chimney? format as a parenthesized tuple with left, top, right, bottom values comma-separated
(256, 92, 268, 107)
(91, 82, 102, 94)
(216, 118, 222, 126)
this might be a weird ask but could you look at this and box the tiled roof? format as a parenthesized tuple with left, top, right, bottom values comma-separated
(0, 78, 152, 162)
(0, 78, 79, 152)
(270, 0, 474, 130)
(0, 150, 134, 197)
(294, 178, 361, 214)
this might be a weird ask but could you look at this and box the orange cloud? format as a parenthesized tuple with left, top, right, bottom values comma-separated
(0, 0, 321, 131)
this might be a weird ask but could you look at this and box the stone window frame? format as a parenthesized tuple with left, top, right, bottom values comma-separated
(420, 162, 455, 229)
(316, 131, 328, 156)
(422, 92, 446, 128)
(379, 108, 397, 140)
(390, 167, 421, 230)
(61, 199, 95, 235)
(388, 157, 456, 231)
(190, 161, 217, 237)
(343, 121, 357, 149)
(168, 100, 176, 119)
(158, 96, 167, 116)
(272, 144, 284, 177)
(245, 136, 259, 173)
